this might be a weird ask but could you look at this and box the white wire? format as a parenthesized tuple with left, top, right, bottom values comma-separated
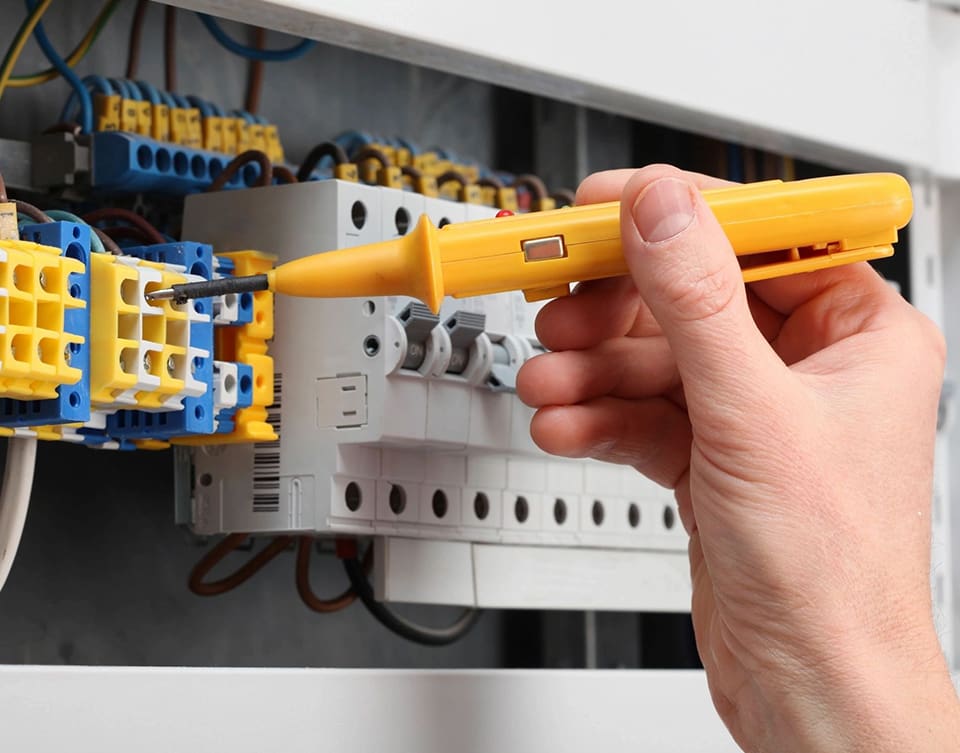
(0, 438, 38, 592)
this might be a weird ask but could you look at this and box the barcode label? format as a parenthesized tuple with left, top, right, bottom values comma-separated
(253, 373, 282, 512)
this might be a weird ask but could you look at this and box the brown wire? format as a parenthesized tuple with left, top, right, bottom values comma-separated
(295, 537, 358, 613)
(401, 164, 423, 180)
(189, 533, 294, 597)
(436, 169, 467, 189)
(352, 146, 390, 169)
(96, 224, 156, 246)
(511, 174, 549, 201)
(245, 27, 265, 114)
(550, 188, 577, 207)
(82, 207, 165, 244)
(164, 6, 177, 92)
(41, 121, 82, 136)
(13, 200, 53, 224)
(92, 227, 122, 255)
(477, 175, 504, 190)
(272, 165, 297, 184)
(126, 0, 149, 79)
(296, 142, 349, 181)
(0, 170, 6, 202)
(207, 150, 273, 191)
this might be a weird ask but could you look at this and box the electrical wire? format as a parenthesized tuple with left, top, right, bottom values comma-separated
(125, 0, 148, 79)
(197, 13, 316, 62)
(0, 170, 6, 202)
(272, 165, 297, 184)
(164, 5, 177, 93)
(9, 0, 119, 88)
(13, 199, 52, 224)
(296, 142, 349, 181)
(207, 150, 272, 191)
(92, 226, 121, 255)
(295, 537, 358, 613)
(189, 533, 294, 596)
(343, 555, 481, 646)
(25, 0, 94, 134)
(550, 188, 577, 207)
(245, 27, 265, 114)
(511, 174, 549, 201)
(0, 0, 55, 105)
(81, 207, 166, 245)
(95, 224, 156, 247)
(0, 438, 38, 592)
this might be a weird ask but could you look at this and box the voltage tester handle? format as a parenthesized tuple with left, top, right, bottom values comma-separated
(149, 173, 913, 312)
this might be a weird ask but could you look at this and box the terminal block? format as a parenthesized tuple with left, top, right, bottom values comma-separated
(105, 242, 217, 441)
(174, 250, 277, 446)
(88, 253, 209, 412)
(0, 221, 91, 427)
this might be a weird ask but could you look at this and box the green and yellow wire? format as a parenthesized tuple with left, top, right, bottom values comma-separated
(9, 0, 121, 88)
(0, 0, 54, 101)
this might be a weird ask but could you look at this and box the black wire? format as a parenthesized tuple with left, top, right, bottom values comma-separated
(342, 557, 481, 646)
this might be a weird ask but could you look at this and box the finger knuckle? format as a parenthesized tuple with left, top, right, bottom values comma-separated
(659, 257, 740, 324)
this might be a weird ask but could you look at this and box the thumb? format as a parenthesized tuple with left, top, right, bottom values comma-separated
(620, 171, 783, 412)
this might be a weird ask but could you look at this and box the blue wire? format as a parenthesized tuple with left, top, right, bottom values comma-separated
(196, 13, 316, 62)
(172, 93, 192, 109)
(26, 0, 93, 133)
(135, 80, 161, 105)
(232, 109, 256, 124)
(111, 78, 140, 100)
(159, 90, 178, 109)
(187, 95, 214, 117)
(44, 211, 106, 254)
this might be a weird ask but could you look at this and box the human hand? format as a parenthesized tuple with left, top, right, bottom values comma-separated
(516, 165, 959, 752)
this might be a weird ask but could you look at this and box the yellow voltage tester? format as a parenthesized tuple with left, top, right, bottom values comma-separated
(148, 173, 913, 312)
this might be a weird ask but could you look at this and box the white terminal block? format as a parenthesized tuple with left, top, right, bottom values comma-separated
(182, 180, 689, 611)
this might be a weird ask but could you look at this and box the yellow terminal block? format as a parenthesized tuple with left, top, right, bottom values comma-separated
(150, 103, 171, 142)
(394, 147, 412, 167)
(202, 116, 224, 153)
(264, 125, 285, 164)
(120, 98, 139, 133)
(0, 240, 85, 399)
(185, 107, 204, 149)
(89, 255, 207, 410)
(169, 107, 191, 145)
(230, 118, 251, 154)
(378, 165, 403, 190)
(175, 250, 277, 446)
(134, 101, 152, 137)
(530, 196, 557, 212)
(93, 93, 121, 132)
(334, 163, 359, 182)
(220, 118, 238, 155)
(247, 123, 267, 153)
(263, 173, 914, 313)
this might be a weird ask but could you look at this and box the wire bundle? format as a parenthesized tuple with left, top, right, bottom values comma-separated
(189, 534, 481, 645)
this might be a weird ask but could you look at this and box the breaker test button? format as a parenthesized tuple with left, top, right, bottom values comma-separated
(522, 235, 566, 262)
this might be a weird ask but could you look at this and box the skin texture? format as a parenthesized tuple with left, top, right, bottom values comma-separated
(516, 165, 960, 752)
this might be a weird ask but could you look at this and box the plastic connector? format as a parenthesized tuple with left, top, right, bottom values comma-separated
(174, 250, 277, 446)
(150, 103, 171, 142)
(0, 222, 91, 427)
(106, 242, 217, 439)
(134, 100, 152, 137)
(120, 98, 139, 133)
(89, 253, 208, 411)
(202, 116, 224, 153)
(169, 107, 191, 145)
(264, 125, 285, 163)
(91, 132, 256, 194)
(334, 163, 359, 182)
(93, 93, 121, 132)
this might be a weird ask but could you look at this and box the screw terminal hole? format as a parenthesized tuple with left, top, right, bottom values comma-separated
(514, 496, 529, 523)
(553, 498, 567, 525)
(394, 207, 411, 235)
(362, 300, 375, 316)
(223, 373, 237, 394)
(473, 492, 490, 520)
(432, 490, 448, 519)
(363, 335, 380, 357)
(628, 503, 641, 529)
(351, 200, 367, 230)
(198, 473, 213, 487)
(344, 482, 362, 512)
(592, 500, 605, 526)
(663, 505, 676, 530)
(389, 485, 407, 515)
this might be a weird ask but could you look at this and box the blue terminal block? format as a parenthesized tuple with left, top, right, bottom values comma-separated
(91, 132, 266, 194)
(0, 221, 91, 427)
(106, 242, 216, 440)
(214, 362, 254, 434)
